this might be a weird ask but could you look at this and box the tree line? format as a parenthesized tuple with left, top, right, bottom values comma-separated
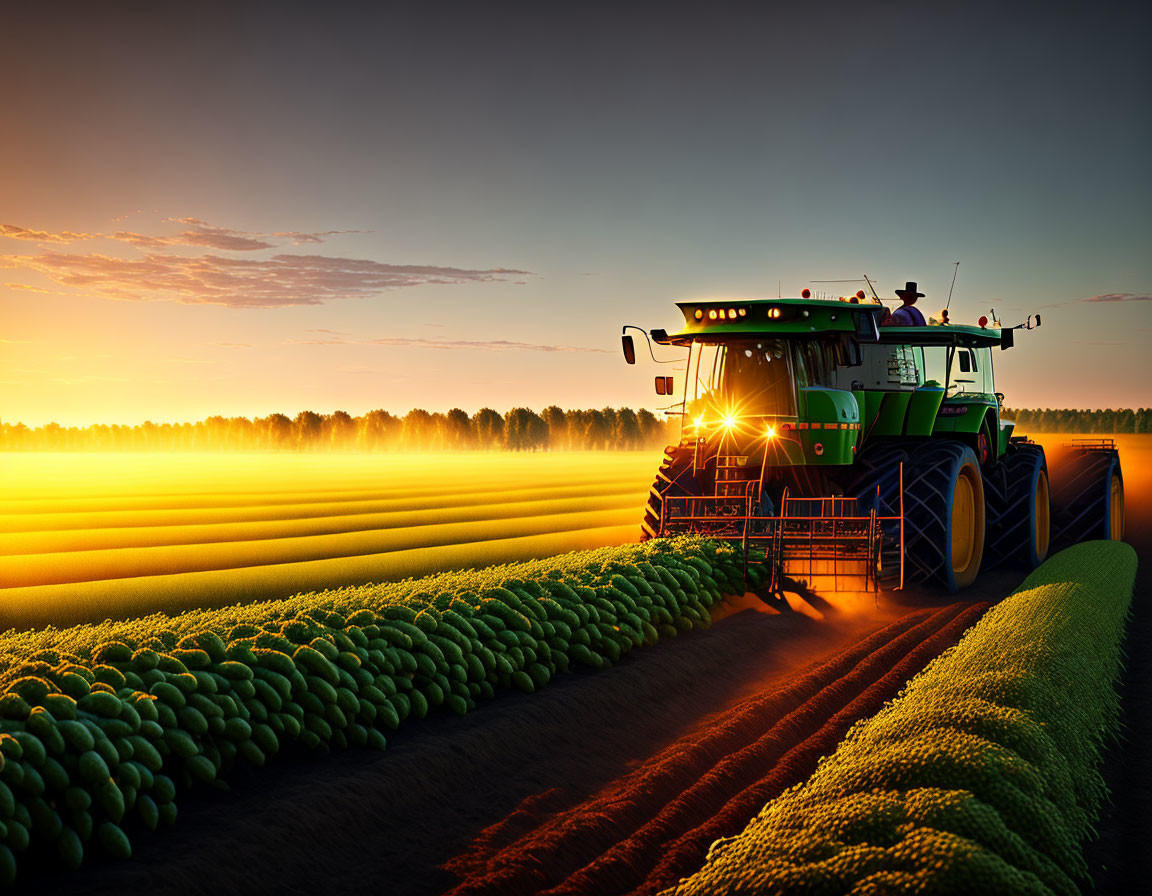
(1002, 408, 1152, 433)
(3, 406, 1145, 452)
(0, 407, 680, 452)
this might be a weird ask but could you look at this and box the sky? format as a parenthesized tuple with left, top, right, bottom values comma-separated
(2, 0, 1150, 426)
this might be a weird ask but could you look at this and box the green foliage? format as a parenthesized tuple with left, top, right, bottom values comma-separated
(1003, 407, 1150, 434)
(672, 540, 1137, 895)
(0, 405, 676, 451)
(0, 536, 758, 882)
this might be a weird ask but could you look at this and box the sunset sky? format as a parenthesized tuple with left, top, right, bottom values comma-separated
(3, 1, 1149, 427)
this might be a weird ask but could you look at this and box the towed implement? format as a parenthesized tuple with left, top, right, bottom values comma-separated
(623, 293, 1123, 598)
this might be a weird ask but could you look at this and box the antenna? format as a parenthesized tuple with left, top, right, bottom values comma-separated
(945, 262, 960, 312)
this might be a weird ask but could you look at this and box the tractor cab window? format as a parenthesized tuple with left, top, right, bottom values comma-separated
(846, 343, 924, 391)
(922, 346, 948, 387)
(688, 339, 796, 419)
(793, 339, 836, 388)
(948, 346, 994, 395)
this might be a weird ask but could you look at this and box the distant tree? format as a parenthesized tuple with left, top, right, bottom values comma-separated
(293, 411, 324, 449)
(401, 408, 435, 450)
(583, 410, 611, 450)
(326, 410, 356, 449)
(615, 407, 641, 449)
(444, 408, 473, 449)
(472, 408, 504, 449)
(503, 408, 548, 451)
(261, 413, 293, 448)
(542, 406, 568, 450)
(358, 409, 398, 450)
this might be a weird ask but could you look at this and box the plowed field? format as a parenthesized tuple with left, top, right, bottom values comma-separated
(444, 602, 989, 896)
(0, 452, 652, 628)
(6, 434, 1149, 894)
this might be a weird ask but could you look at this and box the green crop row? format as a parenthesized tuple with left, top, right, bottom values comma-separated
(671, 539, 1138, 896)
(0, 536, 758, 885)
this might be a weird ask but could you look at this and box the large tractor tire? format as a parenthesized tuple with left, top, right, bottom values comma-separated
(1050, 448, 1124, 551)
(843, 441, 908, 516)
(640, 447, 697, 541)
(842, 441, 909, 586)
(984, 444, 1050, 569)
(903, 441, 986, 591)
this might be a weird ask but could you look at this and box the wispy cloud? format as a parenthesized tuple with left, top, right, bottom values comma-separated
(290, 329, 609, 353)
(2, 218, 364, 252)
(1, 251, 533, 308)
(0, 224, 97, 243)
(4, 282, 63, 294)
(272, 229, 365, 245)
(113, 219, 276, 251)
(210, 341, 253, 348)
(1080, 292, 1152, 303)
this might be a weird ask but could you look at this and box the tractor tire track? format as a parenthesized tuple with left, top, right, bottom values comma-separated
(446, 602, 989, 896)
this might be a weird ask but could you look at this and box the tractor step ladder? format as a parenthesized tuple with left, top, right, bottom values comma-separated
(714, 454, 752, 497)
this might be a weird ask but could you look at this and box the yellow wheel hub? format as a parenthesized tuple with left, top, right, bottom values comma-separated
(951, 463, 985, 588)
(1110, 473, 1125, 540)
(1035, 470, 1050, 561)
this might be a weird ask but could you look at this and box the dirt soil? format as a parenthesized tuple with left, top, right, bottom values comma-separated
(18, 581, 1012, 896)
(16, 604, 880, 895)
(1082, 440, 1152, 891)
(20, 436, 1149, 896)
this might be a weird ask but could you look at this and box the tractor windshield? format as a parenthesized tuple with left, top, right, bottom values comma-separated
(689, 339, 797, 419)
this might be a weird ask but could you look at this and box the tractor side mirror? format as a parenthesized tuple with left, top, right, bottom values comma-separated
(845, 339, 862, 367)
(654, 375, 673, 396)
(622, 334, 636, 365)
(1000, 327, 1014, 350)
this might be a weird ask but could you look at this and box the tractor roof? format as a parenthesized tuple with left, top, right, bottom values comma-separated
(658, 297, 1005, 349)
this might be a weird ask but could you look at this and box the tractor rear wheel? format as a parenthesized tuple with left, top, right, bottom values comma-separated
(1050, 449, 1124, 550)
(984, 445, 1050, 569)
(903, 442, 986, 591)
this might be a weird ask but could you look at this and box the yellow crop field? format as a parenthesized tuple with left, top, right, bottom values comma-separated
(0, 452, 655, 629)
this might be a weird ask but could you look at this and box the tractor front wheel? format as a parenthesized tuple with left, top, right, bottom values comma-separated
(640, 447, 696, 541)
(903, 442, 987, 591)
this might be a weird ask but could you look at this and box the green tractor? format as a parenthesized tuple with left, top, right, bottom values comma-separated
(622, 294, 1124, 597)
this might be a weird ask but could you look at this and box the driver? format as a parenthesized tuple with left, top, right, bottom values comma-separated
(891, 281, 927, 326)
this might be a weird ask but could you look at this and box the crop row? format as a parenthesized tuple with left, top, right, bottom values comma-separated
(672, 540, 1138, 896)
(444, 601, 989, 896)
(0, 536, 759, 885)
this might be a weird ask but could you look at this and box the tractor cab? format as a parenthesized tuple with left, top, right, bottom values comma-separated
(641, 298, 1012, 476)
